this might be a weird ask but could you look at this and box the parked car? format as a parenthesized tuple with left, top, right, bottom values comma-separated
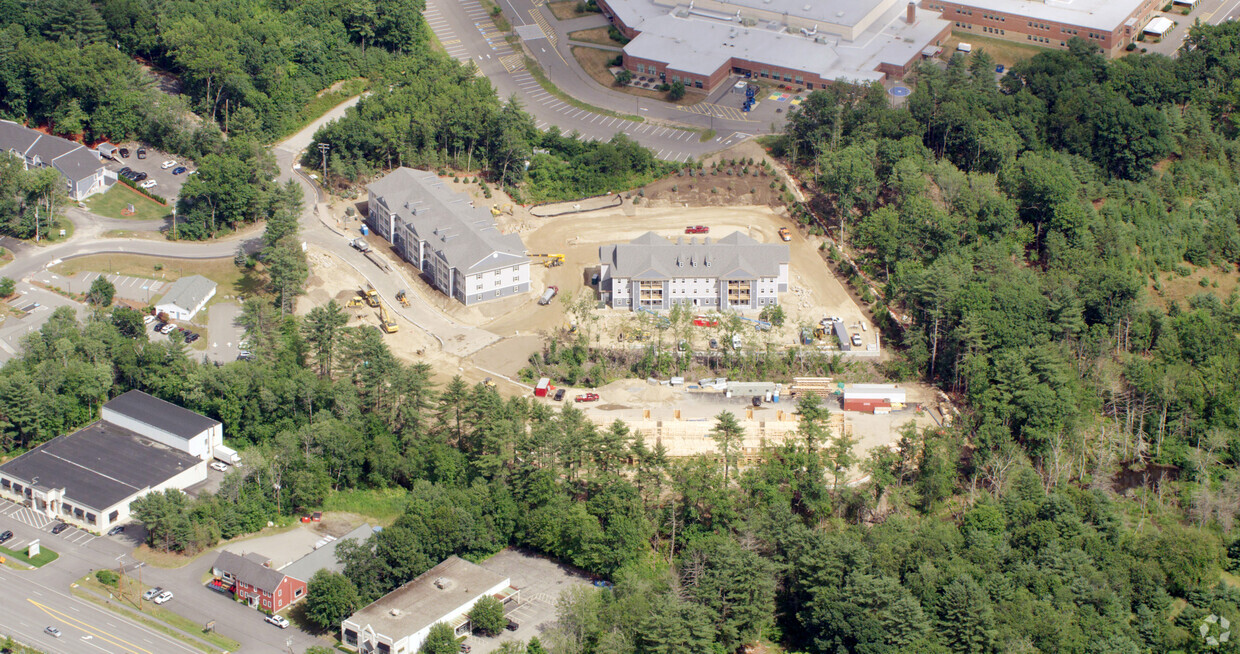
(210, 461, 229, 472)
(154, 591, 174, 605)
(140, 180, 158, 189)
(143, 315, 155, 324)
(119, 148, 130, 158)
(186, 333, 200, 343)
(159, 323, 176, 334)
(752, 396, 762, 407)
(709, 338, 718, 349)
(553, 388, 566, 401)
(43, 627, 61, 638)
(237, 350, 253, 360)
(118, 166, 132, 176)
(160, 160, 177, 169)
(171, 166, 187, 175)
(133, 172, 147, 182)
(142, 586, 163, 601)
(506, 619, 519, 632)
(460, 645, 472, 653)
(108, 525, 125, 536)
(575, 393, 600, 403)
(51, 522, 68, 534)
(265, 615, 290, 629)
(0, 530, 12, 544)
(851, 333, 863, 347)
(685, 225, 709, 234)
(136, 148, 147, 159)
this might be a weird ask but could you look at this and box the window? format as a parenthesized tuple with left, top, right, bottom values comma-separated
(295, 588, 304, 597)
(695, 80, 702, 88)
(108, 510, 119, 523)
(62, 504, 72, 515)
(11, 483, 20, 494)
(345, 629, 358, 646)
(495, 291, 500, 297)
(86, 513, 97, 524)
(671, 75, 679, 83)
(0, 478, 8, 489)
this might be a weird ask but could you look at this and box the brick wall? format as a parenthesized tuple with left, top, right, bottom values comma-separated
(927, 0, 1162, 56)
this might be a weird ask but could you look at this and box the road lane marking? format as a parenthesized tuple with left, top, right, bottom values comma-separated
(30, 600, 154, 654)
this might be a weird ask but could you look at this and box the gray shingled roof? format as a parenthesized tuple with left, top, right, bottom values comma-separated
(368, 169, 528, 275)
(213, 550, 290, 592)
(600, 231, 788, 280)
(157, 275, 216, 313)
(104, 390, 221, 440)
(0, 120, 103, 183)
(0, 120, 41, 157)
(0, 421, 203, 512)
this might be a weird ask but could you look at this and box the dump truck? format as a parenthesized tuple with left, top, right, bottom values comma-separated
(350, 238, 371, 253)
(365, 284, 380, 307)
(347, 296, 364, 308)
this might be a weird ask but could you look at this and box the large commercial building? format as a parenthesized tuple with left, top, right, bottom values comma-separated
(0, 391, 218, 530)
(927, 0, 1163, 56)
(341, 556, 519, 654)
(599, 231, 789, 311)
(367, 169, 530, 306)
(598, 0, 952, 91)
(0, 120, 114, 201)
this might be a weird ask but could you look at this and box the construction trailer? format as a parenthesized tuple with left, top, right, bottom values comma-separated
(534, 378, 551, 397)
(833, 320, 851, 351)
(842, 384, 907, 413)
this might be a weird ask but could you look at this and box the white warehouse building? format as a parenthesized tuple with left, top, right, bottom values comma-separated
(0, 391, 219, 530)
(155, 275, 217, 322)
(599, 231, 790, 311)
(367, 168, 530, 306)
(342, 556, 519, 654)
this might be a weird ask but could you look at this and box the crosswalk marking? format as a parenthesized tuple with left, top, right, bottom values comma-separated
(675, 101, 756, 122)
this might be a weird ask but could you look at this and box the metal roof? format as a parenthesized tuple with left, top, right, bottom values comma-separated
(104, 390, 221, 440)
(213, 550, 291, 593)
(346, 556, 509, 638)
(952, 0, 1150, 31)
(600, 231, 788, 280)
(368, 169, 528, 275)
(280, 523, 374, 583)
(156, 275, 217, 313)
(0, 421, 202, 511)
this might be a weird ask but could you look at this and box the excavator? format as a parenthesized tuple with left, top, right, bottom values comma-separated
(364, 284, 380, 307)
(396, 289, 410, 308)
(490, 204, 513, 216)
(528, 253, 565, 268)
(379, 300, 399, 334)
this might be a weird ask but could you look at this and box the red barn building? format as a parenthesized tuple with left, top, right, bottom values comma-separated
(842, 384, 907, 413)
(211, 551, 308, 614)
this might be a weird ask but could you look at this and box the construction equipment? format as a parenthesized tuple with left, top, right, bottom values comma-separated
(378, 300, 398, 334)
(364, 284, 380, 307)
(346, 296, 364, 308)
(738, 316, 772, 331)
(529, 253, 565, 268)
(483, 377, 497, 388)
(637, 305, 671, 328)
(350, 238, 371, 253)
(490, 204, 513, 216)
(813, 325, 828, 340)
(396, 290, 410, 308)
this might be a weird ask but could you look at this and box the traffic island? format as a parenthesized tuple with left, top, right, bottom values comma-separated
(0, 543, 58, 568)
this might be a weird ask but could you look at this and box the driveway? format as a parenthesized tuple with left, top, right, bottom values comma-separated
(204, 302, 243, 363)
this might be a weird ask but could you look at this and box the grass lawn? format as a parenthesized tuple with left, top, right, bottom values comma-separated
(276, 78, 369, 141)
(75, 574, 240, 652)
(0, 543, 58, 567)
(568, 26, 622, 47)
(1148, 264, 1240, 310)
(323, 488, 409, 523)
(548, 0, 597, 19)
(571, 46, 702, 105)
(50, 254, 264, 303)
(86, 185, 171, 221)
(942, 32, 1048, 68)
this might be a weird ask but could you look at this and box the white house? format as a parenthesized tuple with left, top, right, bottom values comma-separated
(155, 275, 217, 321)
(341, 556, 519, 654)
(0, 120, 115, 201)
(367, 168, 530, 306)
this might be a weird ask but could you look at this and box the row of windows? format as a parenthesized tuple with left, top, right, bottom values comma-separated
(1028, 35, 1051, 43)
(982, 26, 1005, 35)
(955, 21, 972, 29)
(1028, 21, 1051, 29)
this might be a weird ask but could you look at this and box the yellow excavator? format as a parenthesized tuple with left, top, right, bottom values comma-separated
(490, 204, 513, 216)
(364, 284, 380, 307)
(529, 253, 565, 268)
(379, 300, 398, 334)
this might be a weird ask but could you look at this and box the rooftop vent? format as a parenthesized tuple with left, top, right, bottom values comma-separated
(390, 609, 402, 617)
(434, 578, 449, 589)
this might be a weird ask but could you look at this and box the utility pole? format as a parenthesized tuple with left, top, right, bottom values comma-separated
(318, 142, 330, 190)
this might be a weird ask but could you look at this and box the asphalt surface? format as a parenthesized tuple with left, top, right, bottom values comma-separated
(1143, 0, 1240, 55)
(204, 302, 244, 364)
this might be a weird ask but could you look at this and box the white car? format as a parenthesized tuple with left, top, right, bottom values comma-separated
(143, 315, 155, 324)
(160, 160, 177, 169)
(160, 323, 176, 334)
(140, 179, 158, 189)
(210, 461, 229, 472)
(265, 614, 290, 629)
(154, 591, 174, 605)
(851, 334, 863, 347)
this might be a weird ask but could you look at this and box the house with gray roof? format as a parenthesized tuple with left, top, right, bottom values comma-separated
(211, 550, 308, 613)
(367, 168, 530, 306)
(599, 231, 789, 311)
(0, 120, 114, 201)
(155, 275, 217, 321)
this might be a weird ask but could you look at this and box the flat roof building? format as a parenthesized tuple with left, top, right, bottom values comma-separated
(0, 120, 115, 201)
(155, 275, 217, 322)
(367, 169, 530, 306)
(924, 0, 1162, 56)
(599, 0, 952, 91)
(599, 231, 789, 311)
(341, 556, 519, 653)
(101, 389, 223, 461)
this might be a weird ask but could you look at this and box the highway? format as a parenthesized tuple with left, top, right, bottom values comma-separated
(0, 566, 200, 654)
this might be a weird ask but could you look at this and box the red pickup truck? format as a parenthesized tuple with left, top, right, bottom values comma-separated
(684, 225, 709, 234)
(575, 393, 600, 402)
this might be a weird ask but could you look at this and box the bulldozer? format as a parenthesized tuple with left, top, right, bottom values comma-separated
(346, 296, 364, 309)
(396, 289, 410, 308)
(529, 253, 566, 268)
(379, 300, 399, 334)
(364, 284, 380, 307)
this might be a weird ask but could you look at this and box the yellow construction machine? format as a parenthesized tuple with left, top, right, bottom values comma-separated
(396, 289, 410, 307)
(529, 253, 565, 267)
(490, 204, 513, 216)
(346, 296, 364, 308)
(364, 284, 380, 307)
(379, 300, 399, 334)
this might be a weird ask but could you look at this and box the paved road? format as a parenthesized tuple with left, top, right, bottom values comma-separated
(423, 0, 758, 161)
(204, 302, 243, 364)
(1144, 0, 1240, 56)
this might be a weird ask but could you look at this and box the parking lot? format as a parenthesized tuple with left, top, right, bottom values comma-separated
(32, 270, 168, 305)
(467, 548, 592, 652)
(103, 143, 195, 201)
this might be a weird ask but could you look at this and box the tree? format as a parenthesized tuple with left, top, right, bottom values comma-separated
(937, 575, 996, 653)
(616, 70, 633, 86)
(469, 595, 506, 636)
(667, 80, 685, 101)
(305, 570, 361, 630)
(303, 301, 348, 377)
(421, 622, 459, 654)
(88, 276, 116, 306)
(0, 277, 15, 297)
(111, 306, 147, 339)
(710, 411, 744, 485)
(265, 237, 308, 314)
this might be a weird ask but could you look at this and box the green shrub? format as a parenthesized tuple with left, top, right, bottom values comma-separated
(96, 570, 119, 587)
